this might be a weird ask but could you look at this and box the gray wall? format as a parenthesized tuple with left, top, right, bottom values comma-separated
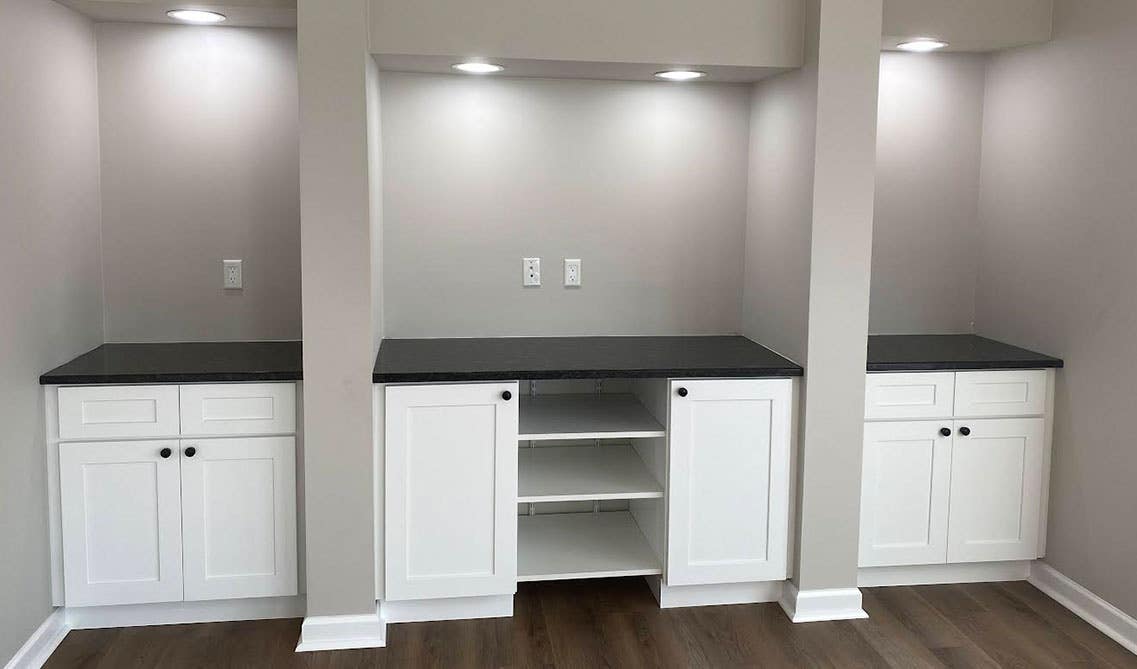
(976, 0, 1137, 618)
(870, 52, 986, 334)
(380, 73, 751, 337)
(96, 23, 301, 342)
(0, 0, 104, 663)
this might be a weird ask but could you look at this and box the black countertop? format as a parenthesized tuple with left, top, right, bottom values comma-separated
(373, 336, 803, 383)
(867, 335, 1063, 372)
(40, 341, 303, 385)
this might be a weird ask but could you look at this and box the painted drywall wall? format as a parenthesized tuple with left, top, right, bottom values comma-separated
(297, 0, 378, 619)
(883, 0, 1052, 51)
(741, 7, 818, 364)
(96, 23, 300, 342)
(0, 0, 103, 663)
(370, 0, 802, 69)
(380, 73, 751, 337)
(870, 52, 986, 334)
(976, 0, 1137, 618)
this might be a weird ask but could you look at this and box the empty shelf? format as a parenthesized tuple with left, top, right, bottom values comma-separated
(517, 511, 662, 582)
(518, 445, 663, 503)
(518, 394, 666, 441)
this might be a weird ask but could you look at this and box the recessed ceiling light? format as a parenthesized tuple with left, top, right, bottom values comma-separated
(452, 62, 505, 74)
(896, 38, 949, 53)
(167, 9, 227, 24)
(654, 70, 707, 82)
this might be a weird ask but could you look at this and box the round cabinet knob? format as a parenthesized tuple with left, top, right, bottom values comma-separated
(185, 446, 197, 457)
(501, 390, 512, 401)
(959, 426, 971, 437)
(160, 448, 172, 459)
(677, 387, 689, 397)
(939, 428, 951, 437)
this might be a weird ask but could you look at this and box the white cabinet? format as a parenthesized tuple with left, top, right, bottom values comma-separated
(666, 379, 792, 586)
(58, 385, 180, 440)
(59, 441, 184, 607)
(385, 382, 518, 601)
(859, 421, 951, 567)
(947, 418, 1045, 563)
(860, 370, 1053, 570)
(180, 437, 298, 600)
(179, 384, 296, 436)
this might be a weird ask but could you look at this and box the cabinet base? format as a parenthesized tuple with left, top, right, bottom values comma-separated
(646, 577, 784, 609)
(778, 582, 868, 623)
(857, 560, 1032, 587)
(66, 595, 305, 630)
(380, 594, 514, 623)
(296, 602, 386, 652)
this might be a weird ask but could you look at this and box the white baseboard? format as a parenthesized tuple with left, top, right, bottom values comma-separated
(4, 609, 68, 669)
(296, 603, 386, 652)
(778, 582, 868, 623)
(65, 595, 304, 630)
(1029, 561, 1137, 655)
(858, 561, 1031, 588)
(646, 578, 784, 609)
(381, 594, 513, 623)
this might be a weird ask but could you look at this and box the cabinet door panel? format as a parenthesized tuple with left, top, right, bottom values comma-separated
(947, 418, 1044, 562)
(59, 386, 180, 440)
(954, 370, 1047, 417)
(60, 441, 183, 606)
(865, 373, 955, 421)
(179, 383, 295, 436)
(667, 379, 791, 586)
(180, 437, 297, 600)
(386, 383, 518, 600)
(859, 421, 951, 567)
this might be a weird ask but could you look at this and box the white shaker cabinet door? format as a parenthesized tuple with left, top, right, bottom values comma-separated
(859, 421, 952, 567)
(60, 441, 184, 606)
(666, 379, 792, 586)
(180, 437, 298, 601)
(385, 382, 519, 601)
(947, 418, 1045, 563)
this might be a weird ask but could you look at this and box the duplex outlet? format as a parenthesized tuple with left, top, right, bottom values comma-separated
(223, 259, 243, 289)
(563, 258, 581, 287)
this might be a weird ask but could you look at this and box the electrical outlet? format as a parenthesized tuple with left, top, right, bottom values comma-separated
(223, 259, 243, 289)
(563, 258, 581, 287)
(523, 258, 541, 287)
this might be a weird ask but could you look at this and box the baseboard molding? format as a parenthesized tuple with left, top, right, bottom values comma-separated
(778, 582, 868, 623)
(4, 609, 68, 669)
(381, 594, 513, 623)
(1029, 561, 1137, 655)
(858, 561, 1031, 588)
(646, 578, 784, 609)
(65, 595, 305, 630)
(296, 603, 386, 652)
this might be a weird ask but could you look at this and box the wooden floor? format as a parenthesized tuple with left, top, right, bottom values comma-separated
(46, 578, 1136, 668)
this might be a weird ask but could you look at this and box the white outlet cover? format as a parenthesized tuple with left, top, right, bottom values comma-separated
(223, 259, 243, 289)
(523, 257, 541, 287)
(564, 258, 581, 286)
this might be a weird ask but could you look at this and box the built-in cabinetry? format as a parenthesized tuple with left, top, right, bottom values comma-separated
(49, 383, 300, 609)
(380, 376, 795, 618)
(859, 370, 1053, 572)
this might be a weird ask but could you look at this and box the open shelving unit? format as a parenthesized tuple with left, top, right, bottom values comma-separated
(516, 387, 666, 582)
(518, 393, 666, 441)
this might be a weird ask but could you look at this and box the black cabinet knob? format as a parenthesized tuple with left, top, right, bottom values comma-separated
(501, 390, 512, 401)
(185, 446, 197, 457)
(959, 426, 971, 437)
(939, 428, 951, 437)
(160, 448, 172, 459)
(677, 387, 688, 397)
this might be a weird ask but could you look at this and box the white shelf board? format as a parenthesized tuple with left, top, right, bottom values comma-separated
(518, 394, 666, 441)
(518, 445, 663, 503)
(517, 511, 662, 582)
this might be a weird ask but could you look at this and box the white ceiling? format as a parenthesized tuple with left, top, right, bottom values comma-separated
(58, 0, 297, 28)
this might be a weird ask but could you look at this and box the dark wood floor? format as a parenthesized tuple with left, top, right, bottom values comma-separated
(46, 578, 1137, 668)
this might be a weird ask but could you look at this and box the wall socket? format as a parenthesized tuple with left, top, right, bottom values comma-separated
(223, 259, 243, 289)
(523, 258, 541, 286)
(563, 258, 581, 286)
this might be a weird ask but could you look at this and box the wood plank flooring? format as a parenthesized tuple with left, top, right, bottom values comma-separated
(45, 578, 1137, 668)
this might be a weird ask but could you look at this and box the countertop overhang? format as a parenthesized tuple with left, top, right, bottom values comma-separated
(40, 341, 303, 385)
(373, 336, 804, 383)
(867, 334, 1063, 372)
